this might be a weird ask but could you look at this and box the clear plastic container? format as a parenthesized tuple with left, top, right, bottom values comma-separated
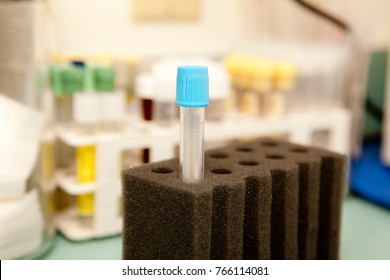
(293, 63, 317, 112)
(270, 61, 297, 116)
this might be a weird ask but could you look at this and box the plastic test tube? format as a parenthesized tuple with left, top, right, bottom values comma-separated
(206, 64, 230, 122)
(135, 73, 155, 163)
(271, 62, 296, 116)
(73, 65, 100, 221)
(153, 62, 177, 126)
(176, 66, 209, 183)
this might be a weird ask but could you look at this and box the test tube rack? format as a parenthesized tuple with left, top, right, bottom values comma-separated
(53, 107, 351, 240)
(54, 121, 176, 240)
(122, 138, 347, 259)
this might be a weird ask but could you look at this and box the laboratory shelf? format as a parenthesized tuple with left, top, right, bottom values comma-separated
(206, 107, 351, 154)
(55, 208, 122, 241)
(56, 108, 350, 154)
(55, 209, 96, 241)
(55, 170, 96, 195)
(55, 121, 178, 149)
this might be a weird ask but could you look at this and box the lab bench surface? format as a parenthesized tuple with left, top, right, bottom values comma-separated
(40, 195, 390, 260)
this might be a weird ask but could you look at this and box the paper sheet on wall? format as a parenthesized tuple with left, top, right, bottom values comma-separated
(0, 94, 44, 198)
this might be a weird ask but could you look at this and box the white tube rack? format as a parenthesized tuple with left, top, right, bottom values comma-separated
(54, 108, 351, 240)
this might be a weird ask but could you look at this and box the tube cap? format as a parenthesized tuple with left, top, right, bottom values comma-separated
(176, 66, 209, 107)
(209, 65, 230, 100)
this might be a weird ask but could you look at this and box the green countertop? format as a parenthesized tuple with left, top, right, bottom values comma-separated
(40, 195, 390, 260)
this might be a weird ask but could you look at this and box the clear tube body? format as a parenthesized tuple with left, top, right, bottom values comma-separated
(269, 90, 287, 116)
(180, 107, 205, 183)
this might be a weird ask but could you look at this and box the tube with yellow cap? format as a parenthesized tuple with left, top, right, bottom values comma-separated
(270, 62, 297, 116)
(235, 56, 253, 114)
(240, 58, 273, 116)
(224, 54, 248, 113)
(253, 59, 273, 116)
(239, 58, 257, 116)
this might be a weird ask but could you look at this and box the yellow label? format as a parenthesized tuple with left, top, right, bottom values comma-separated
(76, 145, 95, 217)
(76, 146, 95, 183)
(77, 193, 94, 217)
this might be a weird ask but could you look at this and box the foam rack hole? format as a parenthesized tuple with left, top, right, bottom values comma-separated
(239, 161, 258, 166)
(152, 167, 174, 174)
(211, 169, 232, 174)
(261, 140, 279, 147)
(266, 154, 285, 160)
(290, 147, 308, 153)
(210, 152, 229, 159)
(236, 147, 253, 152)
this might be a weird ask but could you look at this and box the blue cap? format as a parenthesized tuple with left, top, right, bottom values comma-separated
(71, 60, 85, 68)
(176, 66, 209, 107)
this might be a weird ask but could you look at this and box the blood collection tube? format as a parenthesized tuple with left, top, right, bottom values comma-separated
(176, 66, 209, 183)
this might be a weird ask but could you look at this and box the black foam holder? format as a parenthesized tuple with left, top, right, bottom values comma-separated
(122, 138, 347, 260)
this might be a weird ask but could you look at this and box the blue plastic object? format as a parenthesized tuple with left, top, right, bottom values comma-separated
(350, 139, 390, 209)
(71, 60, 85, 68)
(176, 66, 209, 107)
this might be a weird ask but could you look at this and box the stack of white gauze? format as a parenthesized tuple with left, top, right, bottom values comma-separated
(0, 94, 45, 259)
(0, 189, 45, 259)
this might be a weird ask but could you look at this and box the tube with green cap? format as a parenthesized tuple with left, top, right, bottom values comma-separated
(176, 66, 209, 183)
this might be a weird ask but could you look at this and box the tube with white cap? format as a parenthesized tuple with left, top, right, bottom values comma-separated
(153, 61, 177, 126)
(176, 66, 209, 183)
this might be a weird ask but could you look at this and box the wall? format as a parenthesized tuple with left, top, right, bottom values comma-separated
(48, 0, 250, 56)
(47, 0, 390, 56)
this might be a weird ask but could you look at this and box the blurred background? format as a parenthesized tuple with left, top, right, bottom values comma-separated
(0, 0, 389, 259)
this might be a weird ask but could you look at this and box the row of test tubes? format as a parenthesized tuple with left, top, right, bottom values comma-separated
(224, 54, 296, 117)
(47, 50, 347, 224)
(227, 48, 348, 116)
(49, 55, 131, 223)
(135, 58, 231, 126)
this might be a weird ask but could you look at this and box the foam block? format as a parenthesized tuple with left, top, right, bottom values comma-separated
(122, 138, 347, 260)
